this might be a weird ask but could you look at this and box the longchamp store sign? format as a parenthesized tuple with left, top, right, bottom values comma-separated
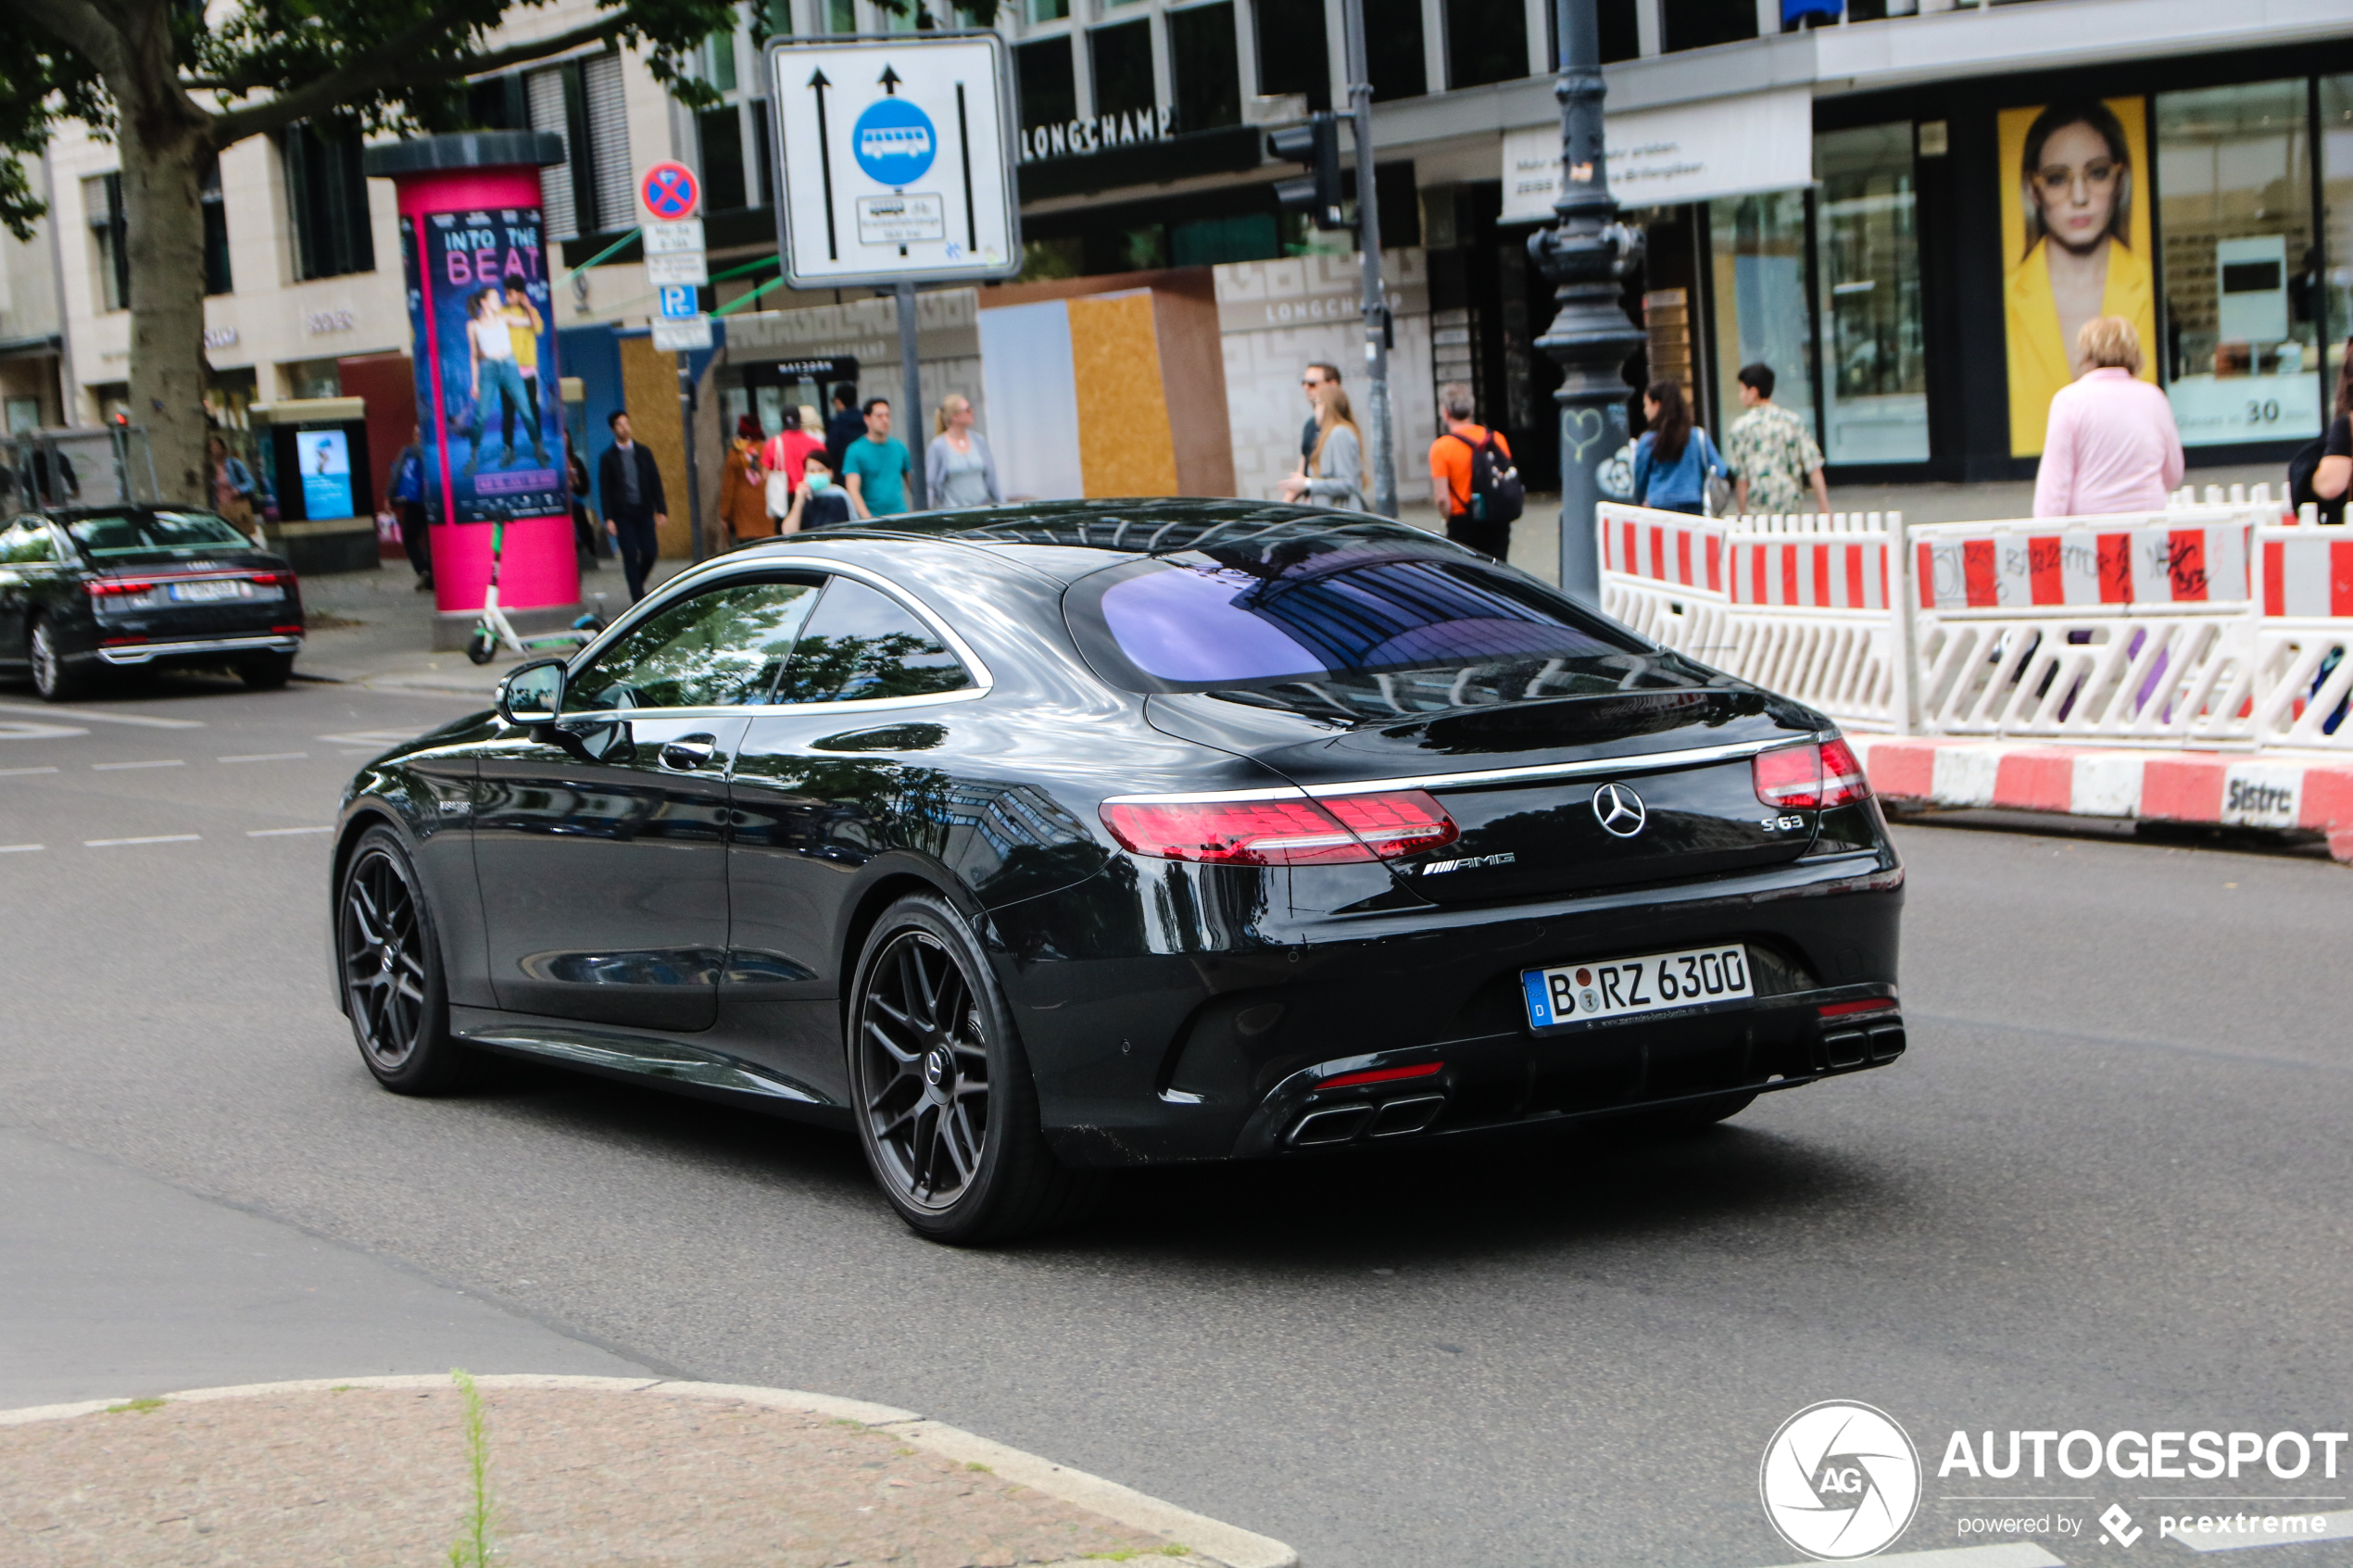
(1501, 87, 1814, 222)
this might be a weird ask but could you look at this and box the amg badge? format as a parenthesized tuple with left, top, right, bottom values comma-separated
(1421, 851, 1516, 875)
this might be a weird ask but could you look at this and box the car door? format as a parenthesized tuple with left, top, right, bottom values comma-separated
(0, 519, 63, 659)
(472, 571, 824, 1032)
(722, 571, 980, 1093)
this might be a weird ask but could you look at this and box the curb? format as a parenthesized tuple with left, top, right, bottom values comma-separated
(0, 1374, 1300, 1568)
(1847, 735, 2353, 862)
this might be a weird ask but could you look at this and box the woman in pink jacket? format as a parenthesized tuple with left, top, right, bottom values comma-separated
(2032, 316, 2183, 518)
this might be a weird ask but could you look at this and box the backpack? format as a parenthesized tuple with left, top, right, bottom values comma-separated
(2287, 435, 2342, 524)
(1449, 430, 1524, 526)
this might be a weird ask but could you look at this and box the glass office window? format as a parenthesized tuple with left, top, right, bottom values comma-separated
(1708, 189, 1815, 443)
(201, 156, 232, 296)
(1447, 0, 1526, 90)
(1029, 0, 1070, 21)
(1814, 123, 1927, 462)
(1366, 0, 1425, 102)
(1089, 20, 1155, 121)
(1255, 0, 1329, 112)
(1664, 0, 1755, 53)
(1017, 39, 1077, 140)
(1170, 4, 1240, 132)
(2156, 82, 2320, 448)
(2311, 77, 2351, 422)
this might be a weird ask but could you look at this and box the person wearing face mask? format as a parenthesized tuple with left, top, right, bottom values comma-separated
(2005, 101, 2157, 456)
(781, 451, 855, 532)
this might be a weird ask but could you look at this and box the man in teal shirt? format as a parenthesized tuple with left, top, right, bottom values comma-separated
(841, 397, 912, 517)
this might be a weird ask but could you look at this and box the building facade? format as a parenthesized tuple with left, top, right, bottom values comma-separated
(31, 0, 2353, 521)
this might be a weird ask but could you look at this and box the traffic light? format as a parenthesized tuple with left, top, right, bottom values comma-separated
(1270, 112, 1346, 232)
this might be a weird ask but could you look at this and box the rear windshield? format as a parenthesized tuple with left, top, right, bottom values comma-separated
(1069, 540, 1642, 696)
(67, 509, 252, 557)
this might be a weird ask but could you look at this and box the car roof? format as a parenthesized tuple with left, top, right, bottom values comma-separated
(767, 500, 1466, 586)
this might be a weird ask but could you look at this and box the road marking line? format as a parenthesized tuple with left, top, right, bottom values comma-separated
(318, 730, 420, 746)
(2169, 1509, 2353, 1553)
(247, 825, 333, 836)
(83, 834, 202, 847)
(92, 759, 186, 771)
(0, 721, 87, 739)
(1757, 1547, 2064, 1568)
(0, 767, 60, 777)
(219, 752, 308, 763)
(0, 701, 201, 729)
(0, 844, 43, 854)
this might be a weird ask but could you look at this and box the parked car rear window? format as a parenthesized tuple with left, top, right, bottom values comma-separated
(66, 509, 253, 557)
(1076, 545, 1638, 688)
(774, 577, 972, 704)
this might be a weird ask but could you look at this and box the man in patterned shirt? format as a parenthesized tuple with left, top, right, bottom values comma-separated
(1724, 362, 1831, 519)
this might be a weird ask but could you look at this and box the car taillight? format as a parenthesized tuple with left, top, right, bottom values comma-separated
(247, 571, 288, 586)
(85, 579, 155, 597)
(1101, 789, 1457, 867)
(1753, 740, 1871, 810)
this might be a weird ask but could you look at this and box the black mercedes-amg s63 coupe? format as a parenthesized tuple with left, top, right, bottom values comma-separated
(331, 502, 1903, 1241)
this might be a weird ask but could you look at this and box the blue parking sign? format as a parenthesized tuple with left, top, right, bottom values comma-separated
(658, 284, 698, 320)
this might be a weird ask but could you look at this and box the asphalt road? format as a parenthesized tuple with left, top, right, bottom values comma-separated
(3, 671, 2348, 1568)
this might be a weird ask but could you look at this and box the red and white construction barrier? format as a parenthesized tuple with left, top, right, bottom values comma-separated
(1845, 736, 2353, 863)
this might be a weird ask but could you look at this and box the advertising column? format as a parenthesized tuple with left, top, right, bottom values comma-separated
(363, 132, 580, 644)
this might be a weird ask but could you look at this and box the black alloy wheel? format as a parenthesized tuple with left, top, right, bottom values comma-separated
(847, 893, 1088, 1243)
(29, 618, 84, 702)
(337, 826, 471, 1094)
(240, 649, 296, 689)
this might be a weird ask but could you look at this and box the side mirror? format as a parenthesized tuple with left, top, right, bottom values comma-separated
(496, 658, 567, 727)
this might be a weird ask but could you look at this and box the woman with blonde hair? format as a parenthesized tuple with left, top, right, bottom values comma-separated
(2032, 315, 2183, 517)
(926, 392, 1000, 508)
(1279, 383, 1365, 510)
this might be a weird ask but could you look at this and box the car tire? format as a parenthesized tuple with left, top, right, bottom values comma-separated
(336, 824, 475, 1095)
(239, 649, 296, 689)
(28, 617, 86, 702)
(846, 892, 1091, 1244)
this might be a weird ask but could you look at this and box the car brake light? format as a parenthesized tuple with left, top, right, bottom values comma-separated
(1753, 739, 1871, 811)
(247, 571, 288, 586)
(1101, 789, 1457, 867)
(86, 579, 155, 597)
(1819, 737, 1870, 807)
(1818, 997, 1897, 1019)
(1317, 1060, 1444, 1090)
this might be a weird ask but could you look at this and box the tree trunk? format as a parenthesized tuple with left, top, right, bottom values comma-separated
(113, 67, 212, 504)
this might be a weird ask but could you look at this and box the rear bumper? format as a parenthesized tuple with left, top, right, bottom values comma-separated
(95, 633, 301, 666)
(1000, 847, 1905, 1168)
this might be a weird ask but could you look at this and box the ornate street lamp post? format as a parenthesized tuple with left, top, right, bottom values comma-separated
(1529, 0, 1646, 605)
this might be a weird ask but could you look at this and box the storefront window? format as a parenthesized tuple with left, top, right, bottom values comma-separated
(2155, 82, 2320, 448)
(1707, 189, 1815, 444)
(2317, 77, 2353, 420)
(1814, 123, 1927, 463)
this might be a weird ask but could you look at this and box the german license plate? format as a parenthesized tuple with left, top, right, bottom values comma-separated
(168, 580, 240, 602)
(1522, 944, 1753, 1031)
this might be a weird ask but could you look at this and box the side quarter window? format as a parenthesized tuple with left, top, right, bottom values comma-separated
(774, 576, 973, 705)
(568, 577, 823, 711)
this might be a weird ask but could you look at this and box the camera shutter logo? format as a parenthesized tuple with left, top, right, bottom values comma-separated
(1592, 782, 1647, 838)
(1759, 1400, 1921, 1561)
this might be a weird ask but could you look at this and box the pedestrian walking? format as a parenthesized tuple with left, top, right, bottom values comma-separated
(926, 395, 1000, 509)
(2287, 339, 2350, 526)
(565, 439, 599, 572)
(384, 426, 432, 590)
(1428, 383, 1518, 559)
(761, 408, 824, 528)
(1724, 363, 1830, 519)
(207, 435, 258, 534)
(2032, 316, 2183, 517)
(781, 451, 857, 533)
(1631, 381, 1724, 517)
(720, 413, 770, 548)
(1292, 362, 1341, 490)
(842, 397, 912, 518)
(598, 410, 668, 602)
(824, 383, 866, 478)
(1278, 384, 1365, 511)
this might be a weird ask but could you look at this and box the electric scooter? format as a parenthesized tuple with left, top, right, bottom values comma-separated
(465, 516, 609, 665)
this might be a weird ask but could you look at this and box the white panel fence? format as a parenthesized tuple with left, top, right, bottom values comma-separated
(1596, 485, 2351, 756)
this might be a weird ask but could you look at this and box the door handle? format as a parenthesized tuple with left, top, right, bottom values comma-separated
(660, 733, 718, 771)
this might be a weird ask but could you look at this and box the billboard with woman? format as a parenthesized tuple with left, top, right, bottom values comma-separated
(1999, 97, 2158, 458)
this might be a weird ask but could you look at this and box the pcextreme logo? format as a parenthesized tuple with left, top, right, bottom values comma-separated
(1760, 1400, 1923, 1561)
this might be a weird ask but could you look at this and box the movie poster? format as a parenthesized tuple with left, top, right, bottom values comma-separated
(397, 206, 562, 522)
(1998, 96, 2159, 458)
